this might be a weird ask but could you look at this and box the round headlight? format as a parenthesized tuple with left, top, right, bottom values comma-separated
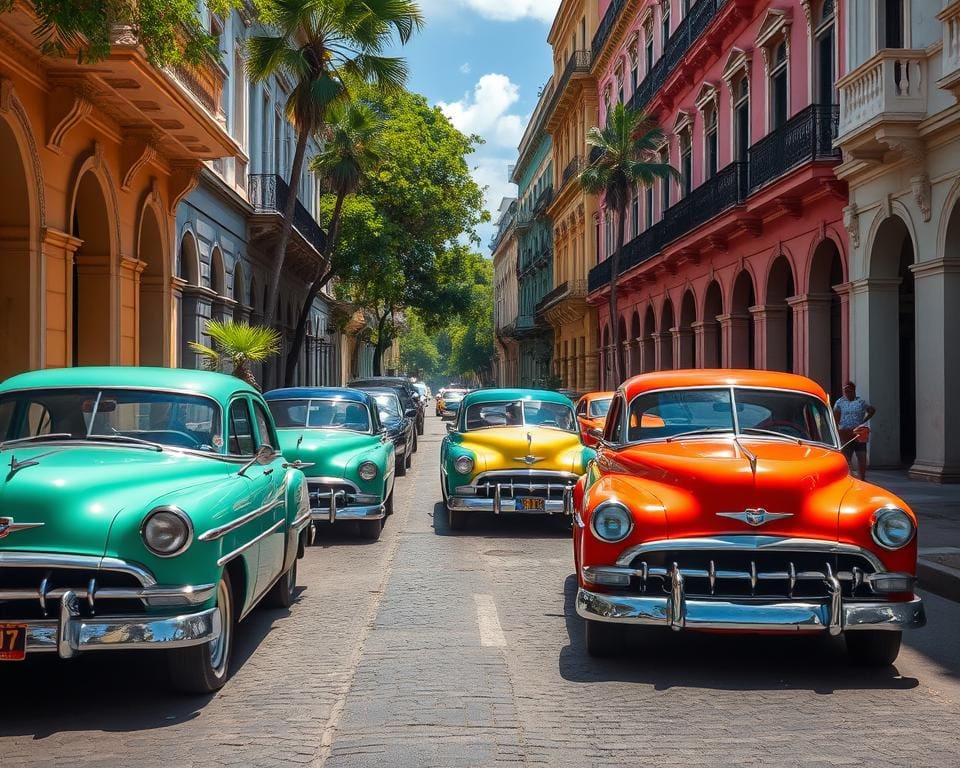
(590, 502, 633, 543)
(454, 455, 475, 475)
(358, 461, 378, 481)
(872, 507, 915, 550)
(141, 507, 192, 557)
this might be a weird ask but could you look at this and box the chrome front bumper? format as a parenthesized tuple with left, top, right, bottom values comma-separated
(22, 590, 221, 658)
(310, 503, 385, 523)
(576, 588, 926, 634)
(446, 496, 568, 515)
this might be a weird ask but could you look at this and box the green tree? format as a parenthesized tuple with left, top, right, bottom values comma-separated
(399, 313, 440, 378)
(246, 0, 422, 326)
(579, 103, 679, 385)
(189, 320, 281, 391)
(284, 99, 382, 386)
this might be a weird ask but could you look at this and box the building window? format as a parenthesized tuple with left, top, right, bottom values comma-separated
(733, 76, 750, 160)
(645, 31, 654, 73)
(814, 1, 835, 104)
(770, 41, 788, 129)
(882, 0, 904, 48)
(618, 75, 624, 105)
(645, 185, 654, 228)
(661, 150, 672, 212)
(704, 107, 718, 179)
(680, 129, 692, 197)
(631, 191, 639, 236)
(661, 3, 671, 50)
(631, 57, 639, 93)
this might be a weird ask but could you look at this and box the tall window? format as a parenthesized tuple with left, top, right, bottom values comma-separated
(661, 4, 671, 50)
(704, 106, 718, 179)
(734, 76, 750, 161)
(645, 185, 654, 227)
(661, 150, 672, 212)
(617, 75, 624, 105)
(770, 42, 788, 129)
(631, 190, 639, 236)
(815, 1, 835, 104)
(232, 48, 246, 148)
(882, 0, 904, 48)
(631, 57, 639, 92)
(680, 129, 692, 197)
(645, 31, 654, 73)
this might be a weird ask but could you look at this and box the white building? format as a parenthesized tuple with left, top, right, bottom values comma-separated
(492, 196, 520, 386)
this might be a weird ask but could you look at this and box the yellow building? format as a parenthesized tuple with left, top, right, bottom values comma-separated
(540, 0, 600, 393)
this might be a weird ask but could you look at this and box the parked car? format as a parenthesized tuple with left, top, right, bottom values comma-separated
(361, 386, 415, 477)
(573, 369, 925, 664)
(349, 377, 424, 436)
(0, 367, 311, 693)
(437, 388, 467, 419)
(265, 388, 396, 542)
(575, 391, 614, 447)
(441, 389, 595, 530)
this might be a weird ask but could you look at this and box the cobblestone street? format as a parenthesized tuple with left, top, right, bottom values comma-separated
(2, 415, 959, 767)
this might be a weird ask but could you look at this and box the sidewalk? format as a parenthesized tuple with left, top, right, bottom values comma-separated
(870, 469, 960, 602)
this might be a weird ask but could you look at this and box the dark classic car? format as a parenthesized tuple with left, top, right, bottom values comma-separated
(349, 377, 425, 436)
(361, 387, 415, 477)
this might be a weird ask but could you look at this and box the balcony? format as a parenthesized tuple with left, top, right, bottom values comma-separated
(750, 105, 839, 192)
(560, 155, 581, 191)
(533, 185, 554, 215)
(938, 1, 960, 95)
(836, 50, 928, 157)
(535, 278, 589, 323)
(545, 50, 592, 126)
(592, 0, 628, 64)
(248, 174, 327, 279)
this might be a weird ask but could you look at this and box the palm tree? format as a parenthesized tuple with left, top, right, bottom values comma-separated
(246, 0, 423, 327)
(190, 321, 282, 391)
(284, 99, 382, 386)
(579, 103, 679, 386)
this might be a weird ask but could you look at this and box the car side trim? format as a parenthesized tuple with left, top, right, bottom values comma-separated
(198, 499, 284, 542)
(217, 519, 285, 567)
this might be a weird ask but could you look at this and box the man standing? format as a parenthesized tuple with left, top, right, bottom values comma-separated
(834, 381, 876, 480)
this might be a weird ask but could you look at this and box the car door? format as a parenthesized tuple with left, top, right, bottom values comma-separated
(250, 396, 286, 596)
(224, 396, 274, 613)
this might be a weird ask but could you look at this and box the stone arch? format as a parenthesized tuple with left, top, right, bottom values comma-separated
(660, 297, 675, 370)
(210, 246, 226, 296)
(629, 310, 642, 376)
(807, 237, 845, 398)
(136, 199, 167, 366)
(177, 230, 202, 367)
(730, 269, 755, 368)
(678, 289, 697, 368)
(178, 229, 201, 285)
(702, 280, 723, 368)
(70, 166, 115, 365)
(0, 95, 41, 379)
(764, 254, 796, 372)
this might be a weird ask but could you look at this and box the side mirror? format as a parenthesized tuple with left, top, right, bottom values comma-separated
(404, 408, 417, 419)
(446, 423, 457, 434)
(587, 427, 604, 442)
(238, 443, 277, 477)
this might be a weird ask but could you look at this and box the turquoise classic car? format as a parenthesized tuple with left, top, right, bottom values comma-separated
(265, 388, 396, 541)
(0, 367, 312, 693)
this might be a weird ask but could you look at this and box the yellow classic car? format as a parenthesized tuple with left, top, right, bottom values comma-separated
(440, 389, 596, 529)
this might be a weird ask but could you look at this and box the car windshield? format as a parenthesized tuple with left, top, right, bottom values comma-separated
(373, 393, 401, 420)
(268, 398, 370, 433)
(444, 391, 466, 401)
(625, 387, 838, 447)
(0, 388, 221, 451)
(464, 399, 577, 433)
(588, 398, 612, 418)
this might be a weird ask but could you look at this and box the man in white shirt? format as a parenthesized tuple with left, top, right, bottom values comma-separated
(833, 381, 876, 480)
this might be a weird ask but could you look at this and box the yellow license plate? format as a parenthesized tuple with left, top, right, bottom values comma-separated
(518, 497, 545, 511)
(0, 624, 27, 661)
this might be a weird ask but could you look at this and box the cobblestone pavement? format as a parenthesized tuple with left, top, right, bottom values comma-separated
(2, 416, 960, 767)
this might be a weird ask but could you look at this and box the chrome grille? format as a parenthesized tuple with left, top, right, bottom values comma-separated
(472, 472, 577, 501)
(0, 566, 147, 620)
(308, 479, 358, 509)
(626, 551, 879, 600)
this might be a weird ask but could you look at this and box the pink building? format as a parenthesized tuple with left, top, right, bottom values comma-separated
(587, 0, 848, 401)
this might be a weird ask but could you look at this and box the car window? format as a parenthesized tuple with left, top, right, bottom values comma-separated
(374, 394, 401, 420)
(252, 400, 277, 449)
(228, 399, 256, 456)
(588, 398, 612, 418)
(575, 399, 587, 416)
(604, 395, 623, 443)
(463, 399, 576, 432)
(268, 398, 371, 432)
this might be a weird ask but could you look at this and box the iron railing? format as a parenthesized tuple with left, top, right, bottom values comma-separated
(749, 104, 840, 192)
(561, 155, 581, 189)
(248, 173, 326, 254)
(490, 201, 518, 251)
(592, 0, 628, 61)
(535, 278, 589, 314)
(544, 50, 592, 121)
(533, 185, 554, 215)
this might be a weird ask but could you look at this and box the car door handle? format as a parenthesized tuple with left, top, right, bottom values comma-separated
(262, 468, 275, 475)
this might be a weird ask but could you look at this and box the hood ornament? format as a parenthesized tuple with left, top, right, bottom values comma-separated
(515, 432, 545, 466)
(717, 509, 793, 527)
(0, 517, 44, 539)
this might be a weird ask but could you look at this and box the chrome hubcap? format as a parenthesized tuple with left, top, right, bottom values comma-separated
(209, 579, 230, 672)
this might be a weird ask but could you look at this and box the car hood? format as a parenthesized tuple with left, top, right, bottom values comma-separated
(608, 438, 853, 540)
(275, 429, 379, 479)
(457, 427, 587, 475)
(0, 445, 226, 556)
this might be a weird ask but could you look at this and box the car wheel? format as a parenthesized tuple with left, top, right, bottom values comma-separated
(405, 447, 413, 469)
(168, 571, 234, 694)
(846, 630, 902, 666)
(417, 417, 424, 436)
(440, 471, 449, 504)
(264, 558, 298, 609)
(359, 518, 383, 541)
(396, 455, 407, 477)
(447, 506, 467, 531)
(584, 619, 626, 658)
(412, 434, 418, 454)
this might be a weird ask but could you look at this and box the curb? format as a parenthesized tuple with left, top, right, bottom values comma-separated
(917, 557, 960, 603)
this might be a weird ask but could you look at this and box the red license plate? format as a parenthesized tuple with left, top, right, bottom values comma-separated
(0, 623, 27, 661)
(517, 497, 545, 511)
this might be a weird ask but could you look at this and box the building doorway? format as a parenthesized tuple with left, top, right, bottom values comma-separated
(0, 116, 32, 380)
(138, 206, 165, 366)
(72, 172, 113, 366)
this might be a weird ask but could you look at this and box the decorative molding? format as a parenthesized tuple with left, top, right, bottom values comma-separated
(694, 81, 719, 113)
(0, 77, 47, 227)
(722, 47, 753, 90)
(46, 85, 93, 154)
(168, 161, 202, 214)
(800, 0, 813, 33)
(911, 174, 932, 222)
(842, 204, 859, 248)
(672, 109, 692, 134)
(120, 133, 157, 191)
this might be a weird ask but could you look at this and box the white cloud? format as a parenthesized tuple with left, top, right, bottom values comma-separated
(472, 156, 518, 249)
(459, 62, 471, 74)
(437, 73, 526, 148)
(420, 0, 559, 22)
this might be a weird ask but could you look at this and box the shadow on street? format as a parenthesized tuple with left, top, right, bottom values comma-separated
(431, 501, 571, 539)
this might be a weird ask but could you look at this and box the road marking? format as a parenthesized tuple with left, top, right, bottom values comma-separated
(919, 547, 960, 555)
(474, 593, 507, 647)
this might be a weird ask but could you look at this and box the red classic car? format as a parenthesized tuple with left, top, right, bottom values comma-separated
(575, 391, 614, 447)
(572, 370, 925, 665)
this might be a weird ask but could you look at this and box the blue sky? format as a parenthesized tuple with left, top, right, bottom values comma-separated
(394, 0, 561, 252)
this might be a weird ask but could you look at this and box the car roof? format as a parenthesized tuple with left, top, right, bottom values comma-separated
(620, 370, 829, 403)
(0, 366, 259, 402)
(349, 376, 413, 387)
(460, 388, 574, 407)
(359, 387, 402, 399)
(264, 387, 371, 405)
(579, 391, 614, 403)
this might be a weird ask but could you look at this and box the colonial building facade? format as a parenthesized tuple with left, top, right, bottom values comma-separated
(541, 0, 601, 393)
(492, 197, 520, 387)
(588, 0, 848, 409)
(836, 0, 960, 480)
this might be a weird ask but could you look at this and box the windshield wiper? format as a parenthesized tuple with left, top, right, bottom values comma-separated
(739, 427, 805, 445)
(1, 433, 75, 449)
(665, 428, 733, 442)
(85, 434, 164, 451)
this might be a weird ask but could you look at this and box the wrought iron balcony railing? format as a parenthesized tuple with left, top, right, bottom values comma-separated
(592, 0, 628, 61)
(749, 104, 840, 192)
(533, 185, 554, 215)
(561, 155, 581, 189)
(535, 278, 589, 314)
(544, 50, 592, 121)
(248, 173, 326, 254)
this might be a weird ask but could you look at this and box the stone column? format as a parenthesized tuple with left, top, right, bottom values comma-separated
(694, 320, 721, 369)
(718, 313, 751, 368)
(74, 251, 114, 366)
(750, 304, 790, 372)
(40, 228, 82, 369)
(672, 326, 694, 369)
(789, 293, 833, 391)
(652, 331, 671, 370)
